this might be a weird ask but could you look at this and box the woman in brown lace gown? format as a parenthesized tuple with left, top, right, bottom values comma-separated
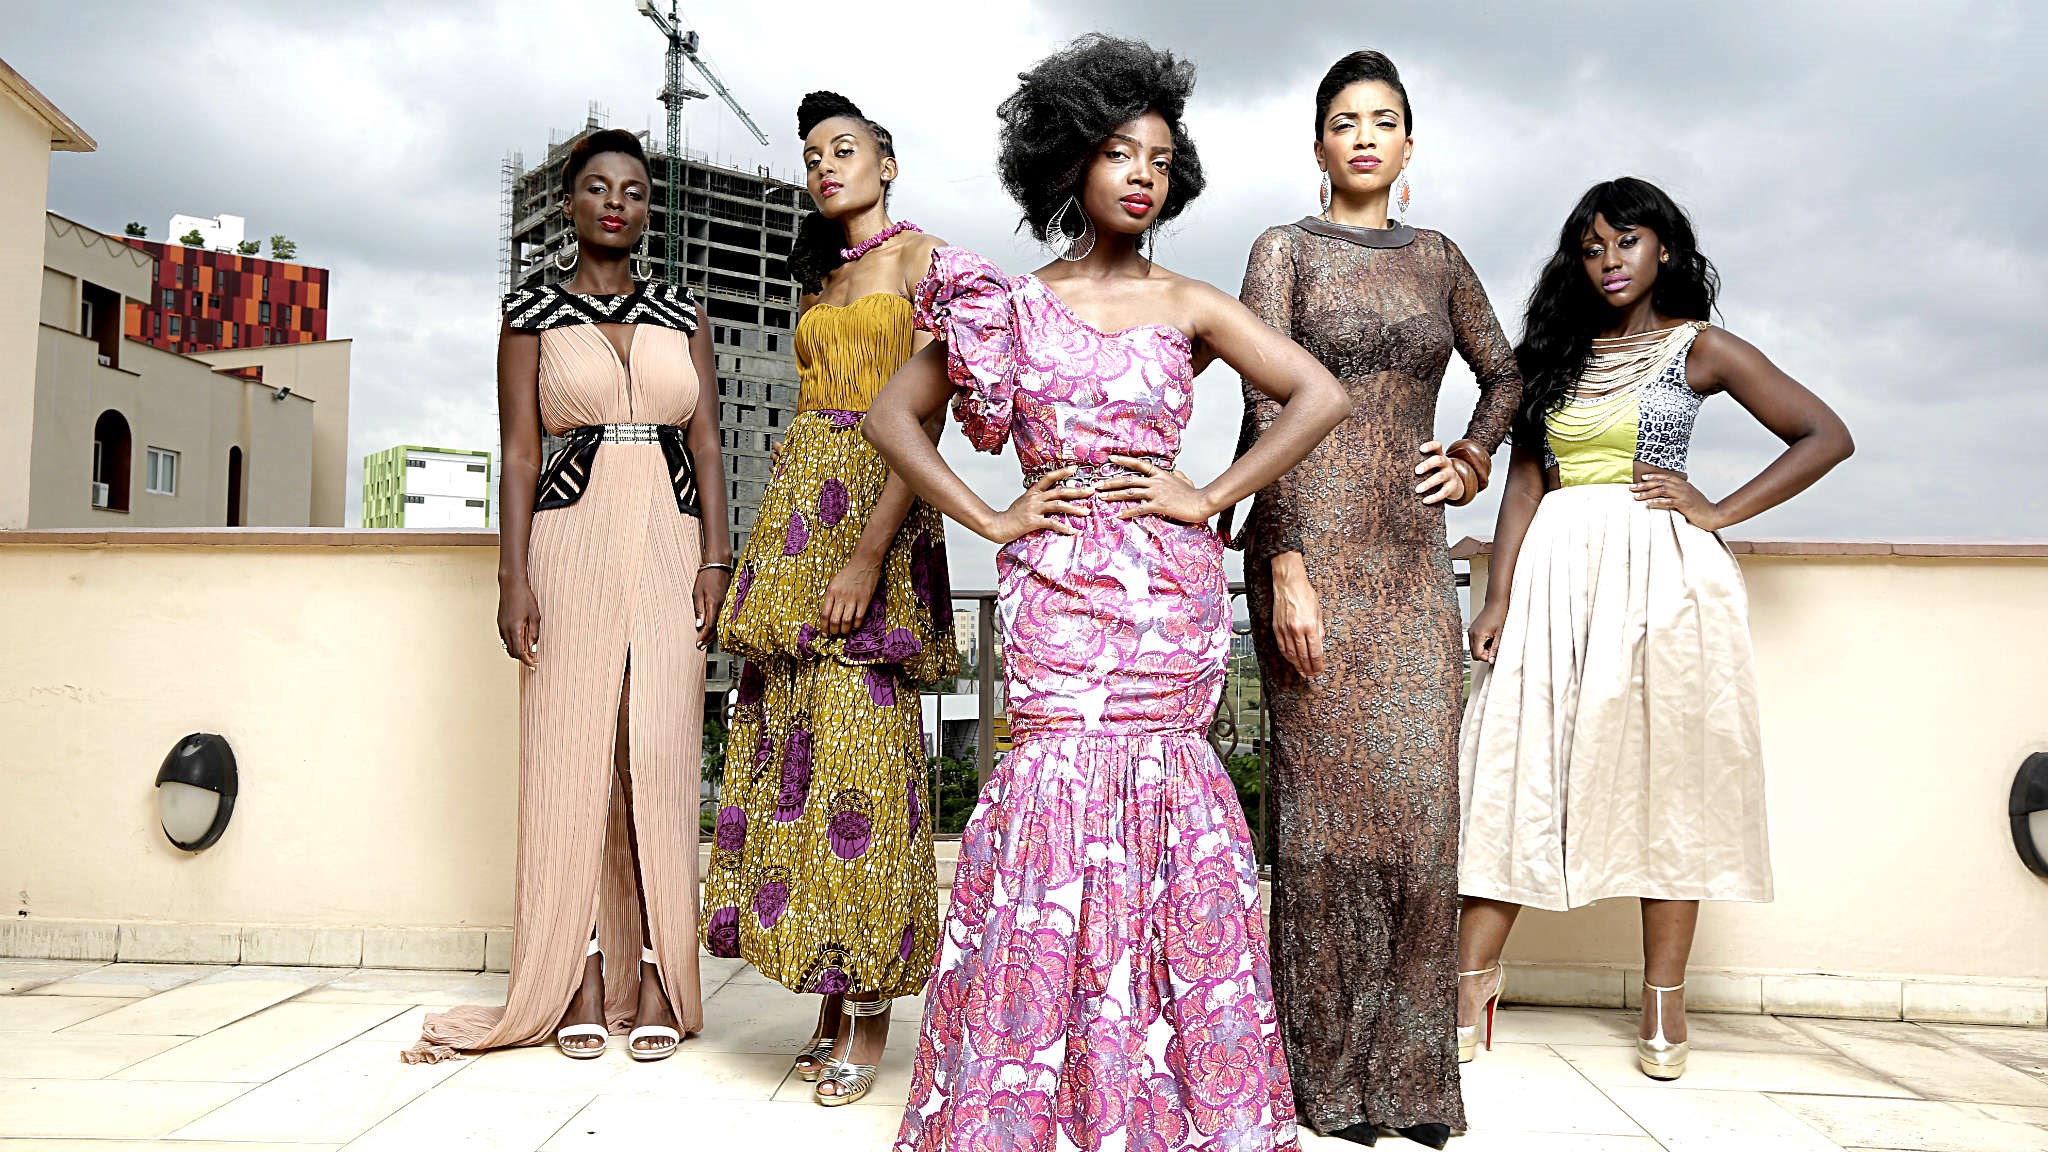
(1232, 52, 1521, 1147)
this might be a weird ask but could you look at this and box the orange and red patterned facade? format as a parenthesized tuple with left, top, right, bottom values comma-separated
(119, 239, 329, 355)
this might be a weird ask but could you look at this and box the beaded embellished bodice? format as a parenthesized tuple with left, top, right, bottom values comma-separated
(1542, 321, 1709, 486)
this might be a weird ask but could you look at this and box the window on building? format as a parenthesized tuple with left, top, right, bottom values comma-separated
(259, 301, 270, 324)
(465, 463, 486, 473)
(209, 294, 220, 310)
(92, 410, 132, 512)
(768, 408, 781, 429)
(190, 291, 202, 311)
(153, 314, 161, 338)
(262, 275, 271, 294)
(404, 494, 425, 504)
(406, 458, 425, 469)
(225, 446, 243, 527)
(214, 269, 226, 290)
(271, 328, 283, 344)
(173, 265, 184, 287)
(169, 316, 181, 337)
(145, 447, 179, 496)
(465, 499, 486, 508)
(161, 288, 176, 310)
(281, 304, 293, 326)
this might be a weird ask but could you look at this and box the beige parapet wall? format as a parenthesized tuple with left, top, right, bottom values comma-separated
(1, 530, 2046, 1024)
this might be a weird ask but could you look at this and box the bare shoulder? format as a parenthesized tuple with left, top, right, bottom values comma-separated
(1685, 324, 1767, 392)
(894, 233, 947, 290)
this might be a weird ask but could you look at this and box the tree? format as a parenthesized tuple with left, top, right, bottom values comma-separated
(236, 240, 261, 256)
(123, 222, 146, 238)
(268, 234, 297, 261)
(179, 228, 205, 247)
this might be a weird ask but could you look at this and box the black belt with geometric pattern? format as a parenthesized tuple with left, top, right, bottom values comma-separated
(534, 422, 700, 519)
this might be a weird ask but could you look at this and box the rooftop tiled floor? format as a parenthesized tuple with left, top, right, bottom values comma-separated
(3, 956, 2047, 1150)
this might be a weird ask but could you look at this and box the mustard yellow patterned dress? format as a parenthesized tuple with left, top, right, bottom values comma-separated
(702, 293, 959, 998)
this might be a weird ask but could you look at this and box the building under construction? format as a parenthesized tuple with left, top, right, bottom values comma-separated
(503, 111, 806, 701)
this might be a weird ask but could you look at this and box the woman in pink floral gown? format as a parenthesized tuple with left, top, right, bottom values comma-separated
(862, 35, 1351, 1152)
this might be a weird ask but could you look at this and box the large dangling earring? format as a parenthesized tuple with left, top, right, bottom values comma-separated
(1395, 170, 1413, 222)
(1318, 170, 1331, 215)
(553, 236, 579, 274)
(630, 231, 655, 282)
(1049, 195, 1095, 262)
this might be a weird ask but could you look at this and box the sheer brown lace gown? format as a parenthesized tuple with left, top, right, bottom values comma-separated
(1234, 219, 1521, 1134)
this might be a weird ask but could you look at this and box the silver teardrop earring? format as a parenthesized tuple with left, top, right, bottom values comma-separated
(1050, 195, 1096, 262)
(1318, 170, 1331, 215)
(630, 231, 654, 282)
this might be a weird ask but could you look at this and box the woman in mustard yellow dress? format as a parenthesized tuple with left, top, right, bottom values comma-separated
(703, 92, 957, 1108)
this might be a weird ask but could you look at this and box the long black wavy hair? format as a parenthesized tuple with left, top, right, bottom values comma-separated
(1515, 177, 1720, 442)
(560, 128, 650, 199)
(789, 91, 896, 294)
(997, 34, 1205, 246)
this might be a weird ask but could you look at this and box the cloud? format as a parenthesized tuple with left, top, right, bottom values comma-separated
(12, 0, 2043, 591)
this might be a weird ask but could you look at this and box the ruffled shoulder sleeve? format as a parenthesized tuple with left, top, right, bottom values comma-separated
(911, 246, 1018, 453)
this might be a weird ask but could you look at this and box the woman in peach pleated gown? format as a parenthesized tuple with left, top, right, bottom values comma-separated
(405, 128, 731, 1064)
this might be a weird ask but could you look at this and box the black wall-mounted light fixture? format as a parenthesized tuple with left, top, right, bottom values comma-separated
(2011, 752, 2048, 878)
(156, 733, 237, 852)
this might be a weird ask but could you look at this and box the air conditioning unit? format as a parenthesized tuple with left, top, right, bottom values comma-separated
(91, 482, 111, 508)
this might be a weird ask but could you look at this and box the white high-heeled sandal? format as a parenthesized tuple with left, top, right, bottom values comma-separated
(556, 936, 608, 1059)
(1457, 965, 1506, 1063)
(1638, 980, 1689, 1080)
(628, 947, 680, 1062)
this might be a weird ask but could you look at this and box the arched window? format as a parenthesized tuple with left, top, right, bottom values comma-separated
(91, 410, 131, 512)
(226, 446, 244, 527)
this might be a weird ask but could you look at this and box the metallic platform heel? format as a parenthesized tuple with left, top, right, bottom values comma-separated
(1456, 965, 1505, 1063)
(815, 996, 890, 1107)
(1638, 980, 1690, 1081)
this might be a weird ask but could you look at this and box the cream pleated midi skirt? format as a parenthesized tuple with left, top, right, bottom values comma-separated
(1458, 484, 1772, 911)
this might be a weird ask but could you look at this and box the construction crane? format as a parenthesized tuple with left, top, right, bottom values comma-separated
(634, 0, 769, 284)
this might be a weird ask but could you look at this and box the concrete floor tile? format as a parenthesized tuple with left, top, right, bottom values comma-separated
(1489, 1007, 1639, 1047)
(0, 996, 131, 1033)
(1789, 1019, 2048, 1107)
(23, 963, 220, 999)
(0, 1143, 337, 1151)
(605, 1049, 794, 1101)
(344, 1084, 590, 1152)
(171, 1038, 466, 1144)
(1771, 1093, 2048, 1152)
(293, 969, 506, 1005)
(689, 979, 827, 1054)
(0, 962, 105, 995)
(112, 1002, 403, 1083)
(1555, 1042, 1918, 1098)
(1603, 1085, 1842, 1150)
(0, 1131, 335, 1139)
(1420, 1135, 1664, 1152)
(1459, 1043, 1648, 1136)
(0, 1078, 248, 1139)
(1925, 1024, 2048, 1083)
(440, 1041, 634, 1094)
(67, 980, 309, 1037)
(0, 1032, 186, 1078)
(540, 1095, 899, 1150)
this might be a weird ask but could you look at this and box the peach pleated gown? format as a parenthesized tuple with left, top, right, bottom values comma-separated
(407, 285, 706, 1061)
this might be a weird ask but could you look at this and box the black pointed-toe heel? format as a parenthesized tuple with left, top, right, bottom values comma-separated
(1396, 1122, 1451, 1148)
(1331, 1121, 1379, 1146)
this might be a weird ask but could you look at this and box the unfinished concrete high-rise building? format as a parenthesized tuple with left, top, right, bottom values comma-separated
(506, 112, 805, 702)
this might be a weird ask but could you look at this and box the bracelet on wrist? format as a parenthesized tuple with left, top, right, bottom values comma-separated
(699, 561, 735, 573)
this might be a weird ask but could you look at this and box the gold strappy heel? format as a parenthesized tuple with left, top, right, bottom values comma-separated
(1638, 980, 1689, 1080)
(793, 1035, 837, 1082)
(815, 996, 889, 1107)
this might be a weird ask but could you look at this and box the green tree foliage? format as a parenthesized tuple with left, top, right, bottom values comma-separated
(268, 234, 297, 260)
(930, 748, 982, 835)
(237, 240, 261, 255)
(123, 222, 146, 238)
(178, 228, 205, 247)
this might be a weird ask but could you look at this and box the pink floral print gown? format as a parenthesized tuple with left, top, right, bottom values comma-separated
(894, 247, 1298, 1152)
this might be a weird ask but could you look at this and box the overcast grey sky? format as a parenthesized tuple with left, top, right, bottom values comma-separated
(13, 0, 2045, 586)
